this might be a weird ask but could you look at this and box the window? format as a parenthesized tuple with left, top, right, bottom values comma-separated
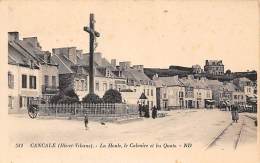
(143, 89, 145, 94)
(95, 82, 99, 91)
(234, 95, 237, 99)
(22, 75, 27, 88)
(75, 79, 79, 90)
(52, 76, 56, 87)
(8, 96, 13, 109)
(151, 89, 153, 96)
(81, 80, 84, 91)
(29, 76, 36, 89)
(103, 83, 108, 91)
(19, 96, 23, 108)
(179, 92, 184, 98)
(44, 75, 49, 87)
(147, 89, 149, 96)
(163, 93, 167, 98)
(85, 80, 88, 91)
(8, 72, 14, 89)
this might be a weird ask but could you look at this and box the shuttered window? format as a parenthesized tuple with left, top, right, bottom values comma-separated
(29, 76, 36, 89)
(22, 75, 27, 88)
(8, 72, 14, 89)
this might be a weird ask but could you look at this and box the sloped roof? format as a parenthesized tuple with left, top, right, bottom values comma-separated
(223, 82, 238, 92)
(237, 77, 251, 82)
(158, 76, 184, 87)
(9, 38, 58, 67)
(124, 69, 151, 84)
(51, 54, 74, 74)
(8, 41, 40, 68)
(52, 53, 107, 77)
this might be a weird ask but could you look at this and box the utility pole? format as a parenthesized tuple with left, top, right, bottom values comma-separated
(83, 13, 100, 94)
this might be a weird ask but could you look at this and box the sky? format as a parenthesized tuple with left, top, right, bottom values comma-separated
(6, 0, 259, 71)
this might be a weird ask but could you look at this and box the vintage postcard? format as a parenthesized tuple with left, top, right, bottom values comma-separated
(0, 0, 259, 162)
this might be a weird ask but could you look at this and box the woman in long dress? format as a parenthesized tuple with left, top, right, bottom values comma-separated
(231, 104, 239, 123)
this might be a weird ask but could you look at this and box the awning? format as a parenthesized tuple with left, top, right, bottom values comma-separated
(205, 99, 215, 103)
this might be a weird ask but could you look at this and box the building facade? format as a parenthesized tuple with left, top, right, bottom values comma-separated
(204, 60, 224, 75)
(8, 32, 59, 113)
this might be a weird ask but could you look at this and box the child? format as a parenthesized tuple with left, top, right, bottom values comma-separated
(84, 113, 88, 130)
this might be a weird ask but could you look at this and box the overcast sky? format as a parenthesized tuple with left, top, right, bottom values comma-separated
(7, 0, 259, 71)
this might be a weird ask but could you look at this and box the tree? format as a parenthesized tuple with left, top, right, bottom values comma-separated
(102, 89, 122, 103)
(82, 93, 102, 104)
(63, 88, 79, 101)
(226, 69, 231, 74)
(49, 88, 79, 104)
(49, 93, 63, 104)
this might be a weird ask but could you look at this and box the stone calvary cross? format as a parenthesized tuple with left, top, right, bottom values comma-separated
(83, 13, 100, 94)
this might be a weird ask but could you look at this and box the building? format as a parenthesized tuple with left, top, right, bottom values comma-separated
(179, 75, 213, 108)
(192, 64, 203, 74)
(8, 32, 59, 113)
(204, 60, 224, 75)
(117, 62, 156, 107)
(154, 76, 185, 110)
(52, 48, 126, 100)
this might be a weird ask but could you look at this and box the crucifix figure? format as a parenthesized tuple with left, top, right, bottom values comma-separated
(83, 13, 100, 94)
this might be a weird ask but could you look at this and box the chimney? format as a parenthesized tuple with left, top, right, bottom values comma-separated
(23, 37, 42, 50)
(8, 32, 19, 41)
(111, 59, 117, 67)
(133, 65, 144, 72)
(76, 50, 83, 59)
(94, 52, 102, 65)
(119, 61, 131, 70)
(68, 47, 77, 64)
(205, 60, 209, 65)
(187, 75, 194, 80)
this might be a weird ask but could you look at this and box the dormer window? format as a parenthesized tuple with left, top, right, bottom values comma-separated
(29, 60, 33, 69)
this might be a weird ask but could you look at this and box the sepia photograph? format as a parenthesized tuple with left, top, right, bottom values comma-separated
(1, 0, 259, 162)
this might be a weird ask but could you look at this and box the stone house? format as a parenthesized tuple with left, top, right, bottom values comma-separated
(8, 32, 59, 113)
(204, 60, 224, 76)
(117, 62, 156, 108)
(153, 76, 185, 110)
(52, 48, 126, 100)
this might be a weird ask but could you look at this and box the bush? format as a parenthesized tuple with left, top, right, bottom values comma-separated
(58, 96, 79, 104)
(82, 93, 102, 104)
(49, 88, 79, 104)
(49, 93, 63, 104)
(63, 88, 79, 101)
(102, 89, 122, 103)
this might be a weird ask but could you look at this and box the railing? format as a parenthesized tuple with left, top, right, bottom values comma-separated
(38, 103, 138, 117)
(42, 85, 59, 94)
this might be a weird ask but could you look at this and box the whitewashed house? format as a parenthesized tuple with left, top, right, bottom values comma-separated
(153, 75, 185, 110)
(116, 62, 156, 107)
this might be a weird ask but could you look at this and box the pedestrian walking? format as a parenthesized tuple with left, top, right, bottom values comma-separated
(138, 104, 142, 117)
(231, 104, 239, 123)
(152, 106, 157, 119)
(84, 113, 89, 130)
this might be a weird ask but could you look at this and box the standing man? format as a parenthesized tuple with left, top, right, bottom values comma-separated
(152, 106, 157, 119)
(84, 113, 89, 130)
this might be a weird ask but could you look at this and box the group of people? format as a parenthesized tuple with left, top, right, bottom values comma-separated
(138, 104, 158, 119)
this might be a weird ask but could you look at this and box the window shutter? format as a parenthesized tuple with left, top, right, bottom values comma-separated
(11, 74, 14, 89)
